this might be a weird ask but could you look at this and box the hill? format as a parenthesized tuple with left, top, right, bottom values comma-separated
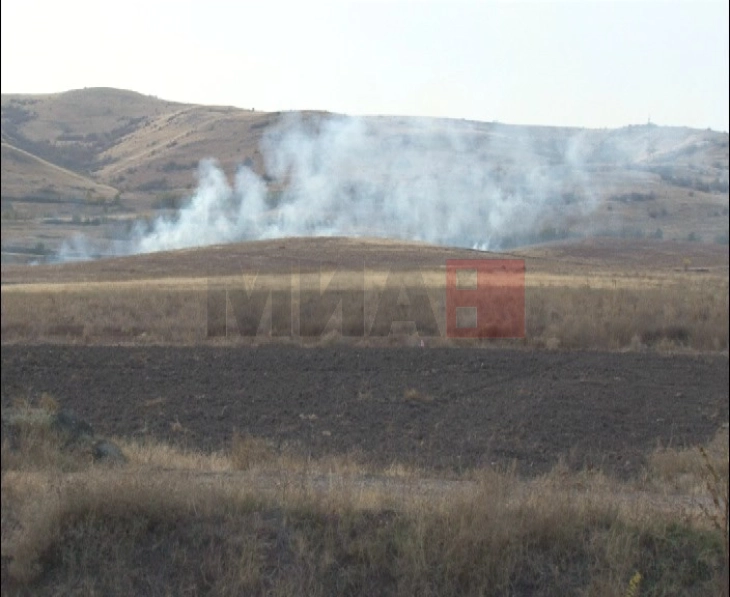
(1, 88, 274, 202)
(1, 142, 118, 202)
(2, 235, 727, 285)
(1, 87, 728, 260)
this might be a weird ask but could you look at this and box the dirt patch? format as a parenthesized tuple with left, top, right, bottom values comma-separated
(1, 345, 727, 477)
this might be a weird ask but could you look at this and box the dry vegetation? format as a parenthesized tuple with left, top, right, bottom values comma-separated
(2, 238, 727, 351)
(525, 276, 729, 351)
(2, 401, 728, 596)
(0, 143, 118, 203)
(1, 88, 278, 211)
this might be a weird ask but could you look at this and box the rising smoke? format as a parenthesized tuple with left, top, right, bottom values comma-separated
(58, 113, 600, 261)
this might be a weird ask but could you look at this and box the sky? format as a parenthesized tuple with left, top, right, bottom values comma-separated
(1, 0, 728, 131)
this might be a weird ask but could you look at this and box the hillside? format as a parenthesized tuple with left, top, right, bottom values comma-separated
(1, 88, 274, 202)
(1, 142, 118, 202)
(1, 87, 728, 261)
(2, 236, 727, 288)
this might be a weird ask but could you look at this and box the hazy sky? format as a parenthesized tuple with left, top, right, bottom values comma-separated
(2, 0, 728, 131)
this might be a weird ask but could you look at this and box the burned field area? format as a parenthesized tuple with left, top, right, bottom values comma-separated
(2, 344, 727, 477)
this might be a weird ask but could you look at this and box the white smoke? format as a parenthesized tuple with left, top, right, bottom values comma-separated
(58, 113, 602, 260)
(136, 161, 267, 253)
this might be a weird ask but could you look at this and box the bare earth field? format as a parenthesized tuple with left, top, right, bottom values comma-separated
(2, 344, 728, 478)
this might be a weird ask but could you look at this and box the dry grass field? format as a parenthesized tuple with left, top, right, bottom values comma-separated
(2, 237, 727, 351)
(1, 236, 729, 595)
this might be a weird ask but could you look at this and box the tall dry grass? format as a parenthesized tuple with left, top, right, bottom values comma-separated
(526, 279, 729, 351)
(2, 405, 728, 596)
(2, 272, 728, 351)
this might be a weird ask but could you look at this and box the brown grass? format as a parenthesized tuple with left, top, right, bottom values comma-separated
(644, 427, 730, 596)
(526, 277, 729, 351)
(2, 265, 727, 351)
(2, 404, 728, 596)
(646, 427, 729, 492)
(0, 142, 118, 201)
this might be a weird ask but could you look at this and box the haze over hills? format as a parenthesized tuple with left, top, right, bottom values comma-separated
(1, 87, 728, 262)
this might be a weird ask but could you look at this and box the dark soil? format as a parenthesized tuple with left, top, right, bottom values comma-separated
(2, 345, 727, 477)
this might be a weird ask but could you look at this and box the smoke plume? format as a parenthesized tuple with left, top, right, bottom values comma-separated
(60, 113, 602, 260)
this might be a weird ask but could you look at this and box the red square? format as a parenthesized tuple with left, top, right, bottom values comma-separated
(446, 259, 525, 338)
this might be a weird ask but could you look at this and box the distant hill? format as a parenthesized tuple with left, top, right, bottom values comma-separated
(1, 142, 118, 201)
(1, 87, 728, 260)
(1, 88, 289, 203)
(2, 236, 726, 286)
